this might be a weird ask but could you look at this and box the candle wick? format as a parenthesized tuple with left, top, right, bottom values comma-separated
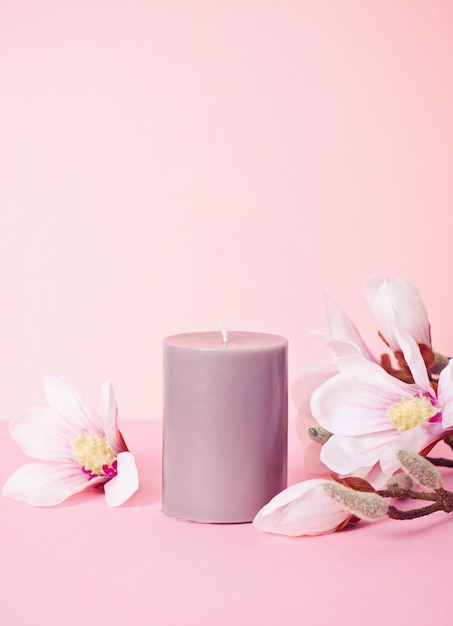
(218, 320, 228, 345)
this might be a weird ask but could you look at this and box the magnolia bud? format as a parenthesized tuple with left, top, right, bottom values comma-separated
(384, 472, 414, 492)
(308, 426, 332, 445)
(323, 482, 388, 522)
(395, 449, 442, 490)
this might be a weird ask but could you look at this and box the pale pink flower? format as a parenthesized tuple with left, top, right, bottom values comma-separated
(253, 478, 351, 536)
(311, 331, 453, 476)
(321, 294, 377, 362)
(293, 296, 376, 474)
(2, 374, 139, 507)
(364, 275, 432, 355)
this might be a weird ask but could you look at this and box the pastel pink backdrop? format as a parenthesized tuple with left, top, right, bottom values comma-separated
(1, 0, 453, 422)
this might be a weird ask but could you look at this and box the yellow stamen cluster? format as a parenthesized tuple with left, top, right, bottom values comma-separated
(71, 434, 116, 475)
(388, 395, 437, 432)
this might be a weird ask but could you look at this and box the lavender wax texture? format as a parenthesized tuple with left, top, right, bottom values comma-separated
(162, 331, 288, 523)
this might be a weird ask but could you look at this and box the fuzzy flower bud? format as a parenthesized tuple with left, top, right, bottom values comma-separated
(308, 425, 332, 445)
(384, 472, 414, 492)
(323, 482, 388, 522)
(395, 449, 442, 490)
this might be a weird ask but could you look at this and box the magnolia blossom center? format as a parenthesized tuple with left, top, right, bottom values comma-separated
(388, 394, 437, 431)
(71, 434, 116, 477)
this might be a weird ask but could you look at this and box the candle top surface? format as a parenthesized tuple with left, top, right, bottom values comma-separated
(163, 331, 287, 351)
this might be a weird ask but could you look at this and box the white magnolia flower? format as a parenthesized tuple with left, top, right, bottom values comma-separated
(2, 374, 139, 507)
(312, 331, 453, 475)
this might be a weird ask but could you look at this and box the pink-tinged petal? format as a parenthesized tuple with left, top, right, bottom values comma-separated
(292, 364, 338, 415)
(379, 423, 446, 474)
(44, 373, 104, 435)
(104, 452, 139, 507)
(321, 431, 398, 474)
(258, 479, 325, 513)
(437, 360, 453, 429)
(311, 355, 422, 437)
(323, 295, 377, 361)
(355, 462, 390, 488)
(394, 328, 432, 390)
(2, 462, 105, 506)
(9, 407, 76, 461)
(101, 380, 127, 454)
(253, 479, 348, 536)
(364, 276, 431, 352)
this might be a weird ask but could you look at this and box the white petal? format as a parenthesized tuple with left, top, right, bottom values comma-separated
(336, 354, 420, 390)
(253, 479, 348, 536)
(385, 279, 431, 346)
(44, 373, 103, 435)
(9, 407, 76, 461)
(292, 364, 338, 415)
(101, 380, 127, 454)
(437, 360, 453, 429)
(2, 462, 104, 506)
(394, 328, 431, 390)
(321, 431, 398, 474)
(380, 423, 445, 474)
(355, 463, 390, 489)
(324, 295, 377, 361)
(104, 452, 139, 507)
(311, 356, 416, 437)
(258, 479, 326, 516)
(364, 276, 431, 352)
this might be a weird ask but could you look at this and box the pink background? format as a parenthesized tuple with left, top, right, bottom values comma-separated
(2, 0, 453, 422)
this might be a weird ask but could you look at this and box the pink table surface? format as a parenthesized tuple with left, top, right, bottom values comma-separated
(2, 419, 452, 626)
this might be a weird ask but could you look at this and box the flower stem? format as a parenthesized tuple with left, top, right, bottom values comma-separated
(426, 456, 453, 468)
(383, 486, 453, 520)
(387, 502, 446, 520)
(377, 488, 438, 501)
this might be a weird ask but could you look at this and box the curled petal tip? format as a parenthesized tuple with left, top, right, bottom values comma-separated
(104, 452, 139, 507)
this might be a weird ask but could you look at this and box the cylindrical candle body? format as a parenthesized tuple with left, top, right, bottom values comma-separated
(162, 331, 288, 523)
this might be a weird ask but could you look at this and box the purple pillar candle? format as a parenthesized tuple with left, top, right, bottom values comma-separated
(162, 330, 288, 523)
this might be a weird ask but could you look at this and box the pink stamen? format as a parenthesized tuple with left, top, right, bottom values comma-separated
(81, 459, 118, 480)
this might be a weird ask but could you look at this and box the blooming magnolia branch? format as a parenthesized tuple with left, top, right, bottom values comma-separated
(254, 276, 453, 537)
(323, 449, 453, 524)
